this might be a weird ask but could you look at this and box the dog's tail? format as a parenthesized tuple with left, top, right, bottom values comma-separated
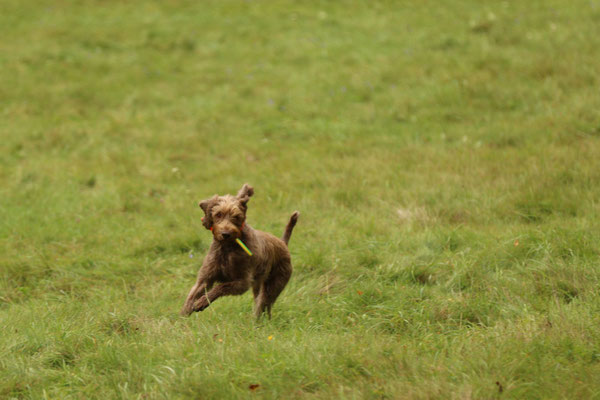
(282, 211, 299, 245)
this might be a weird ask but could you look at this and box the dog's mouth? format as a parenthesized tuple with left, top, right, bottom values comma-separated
(214, 231, 240, 242)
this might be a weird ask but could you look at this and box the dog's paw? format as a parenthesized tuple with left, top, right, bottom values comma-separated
(193, 296, 209, 312)
(180, 307, 193, 316)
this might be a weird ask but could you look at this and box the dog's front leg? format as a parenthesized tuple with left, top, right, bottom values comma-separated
(193, 279, 250, 312)
(181, 269, 217, 316)
(181, 281, 210, 316)
(181, 251, 221, 316)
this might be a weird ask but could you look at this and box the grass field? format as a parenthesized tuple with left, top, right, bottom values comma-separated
(2, 0, 600, 398)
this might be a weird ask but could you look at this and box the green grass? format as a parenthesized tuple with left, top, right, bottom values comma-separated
(1, 0, 600, 398)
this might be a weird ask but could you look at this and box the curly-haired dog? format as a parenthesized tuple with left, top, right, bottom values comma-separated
(181, 184, 299, 318)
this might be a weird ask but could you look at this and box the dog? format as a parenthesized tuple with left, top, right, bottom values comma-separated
(181, 184, 298, 318)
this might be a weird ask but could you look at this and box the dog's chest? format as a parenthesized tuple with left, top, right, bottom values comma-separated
(216, 249, 253, 280)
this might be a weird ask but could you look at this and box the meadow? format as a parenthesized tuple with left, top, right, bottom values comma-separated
(1, 0, 600, 398)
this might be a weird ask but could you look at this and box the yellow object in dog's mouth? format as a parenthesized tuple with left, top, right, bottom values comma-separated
(235, 238, 253, 256)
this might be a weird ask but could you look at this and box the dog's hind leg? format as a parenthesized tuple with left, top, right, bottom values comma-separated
(252, 282, 261, 301)
(253, 282, 267, 318)
(262, 259, 292, 319)
(253, 287, 268, 319)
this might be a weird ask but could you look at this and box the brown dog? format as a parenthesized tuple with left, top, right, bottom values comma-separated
(181, 184, 298, 318)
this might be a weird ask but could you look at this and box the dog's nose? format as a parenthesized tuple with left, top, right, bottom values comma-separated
(221, 232, 232, 239)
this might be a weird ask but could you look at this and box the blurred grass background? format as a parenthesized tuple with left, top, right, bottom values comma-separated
(1, 0, 600, 398)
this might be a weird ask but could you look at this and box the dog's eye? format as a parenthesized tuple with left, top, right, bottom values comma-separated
(215, 212, 223, 219)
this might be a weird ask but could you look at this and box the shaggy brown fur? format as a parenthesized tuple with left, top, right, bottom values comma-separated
(181, 184, 299, 318)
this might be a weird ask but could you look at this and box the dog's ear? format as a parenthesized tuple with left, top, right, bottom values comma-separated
(199, 195, 219, 229)
(236, 183, 254, 209)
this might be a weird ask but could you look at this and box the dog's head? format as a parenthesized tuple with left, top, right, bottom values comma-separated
(199, 183, 254, 242)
